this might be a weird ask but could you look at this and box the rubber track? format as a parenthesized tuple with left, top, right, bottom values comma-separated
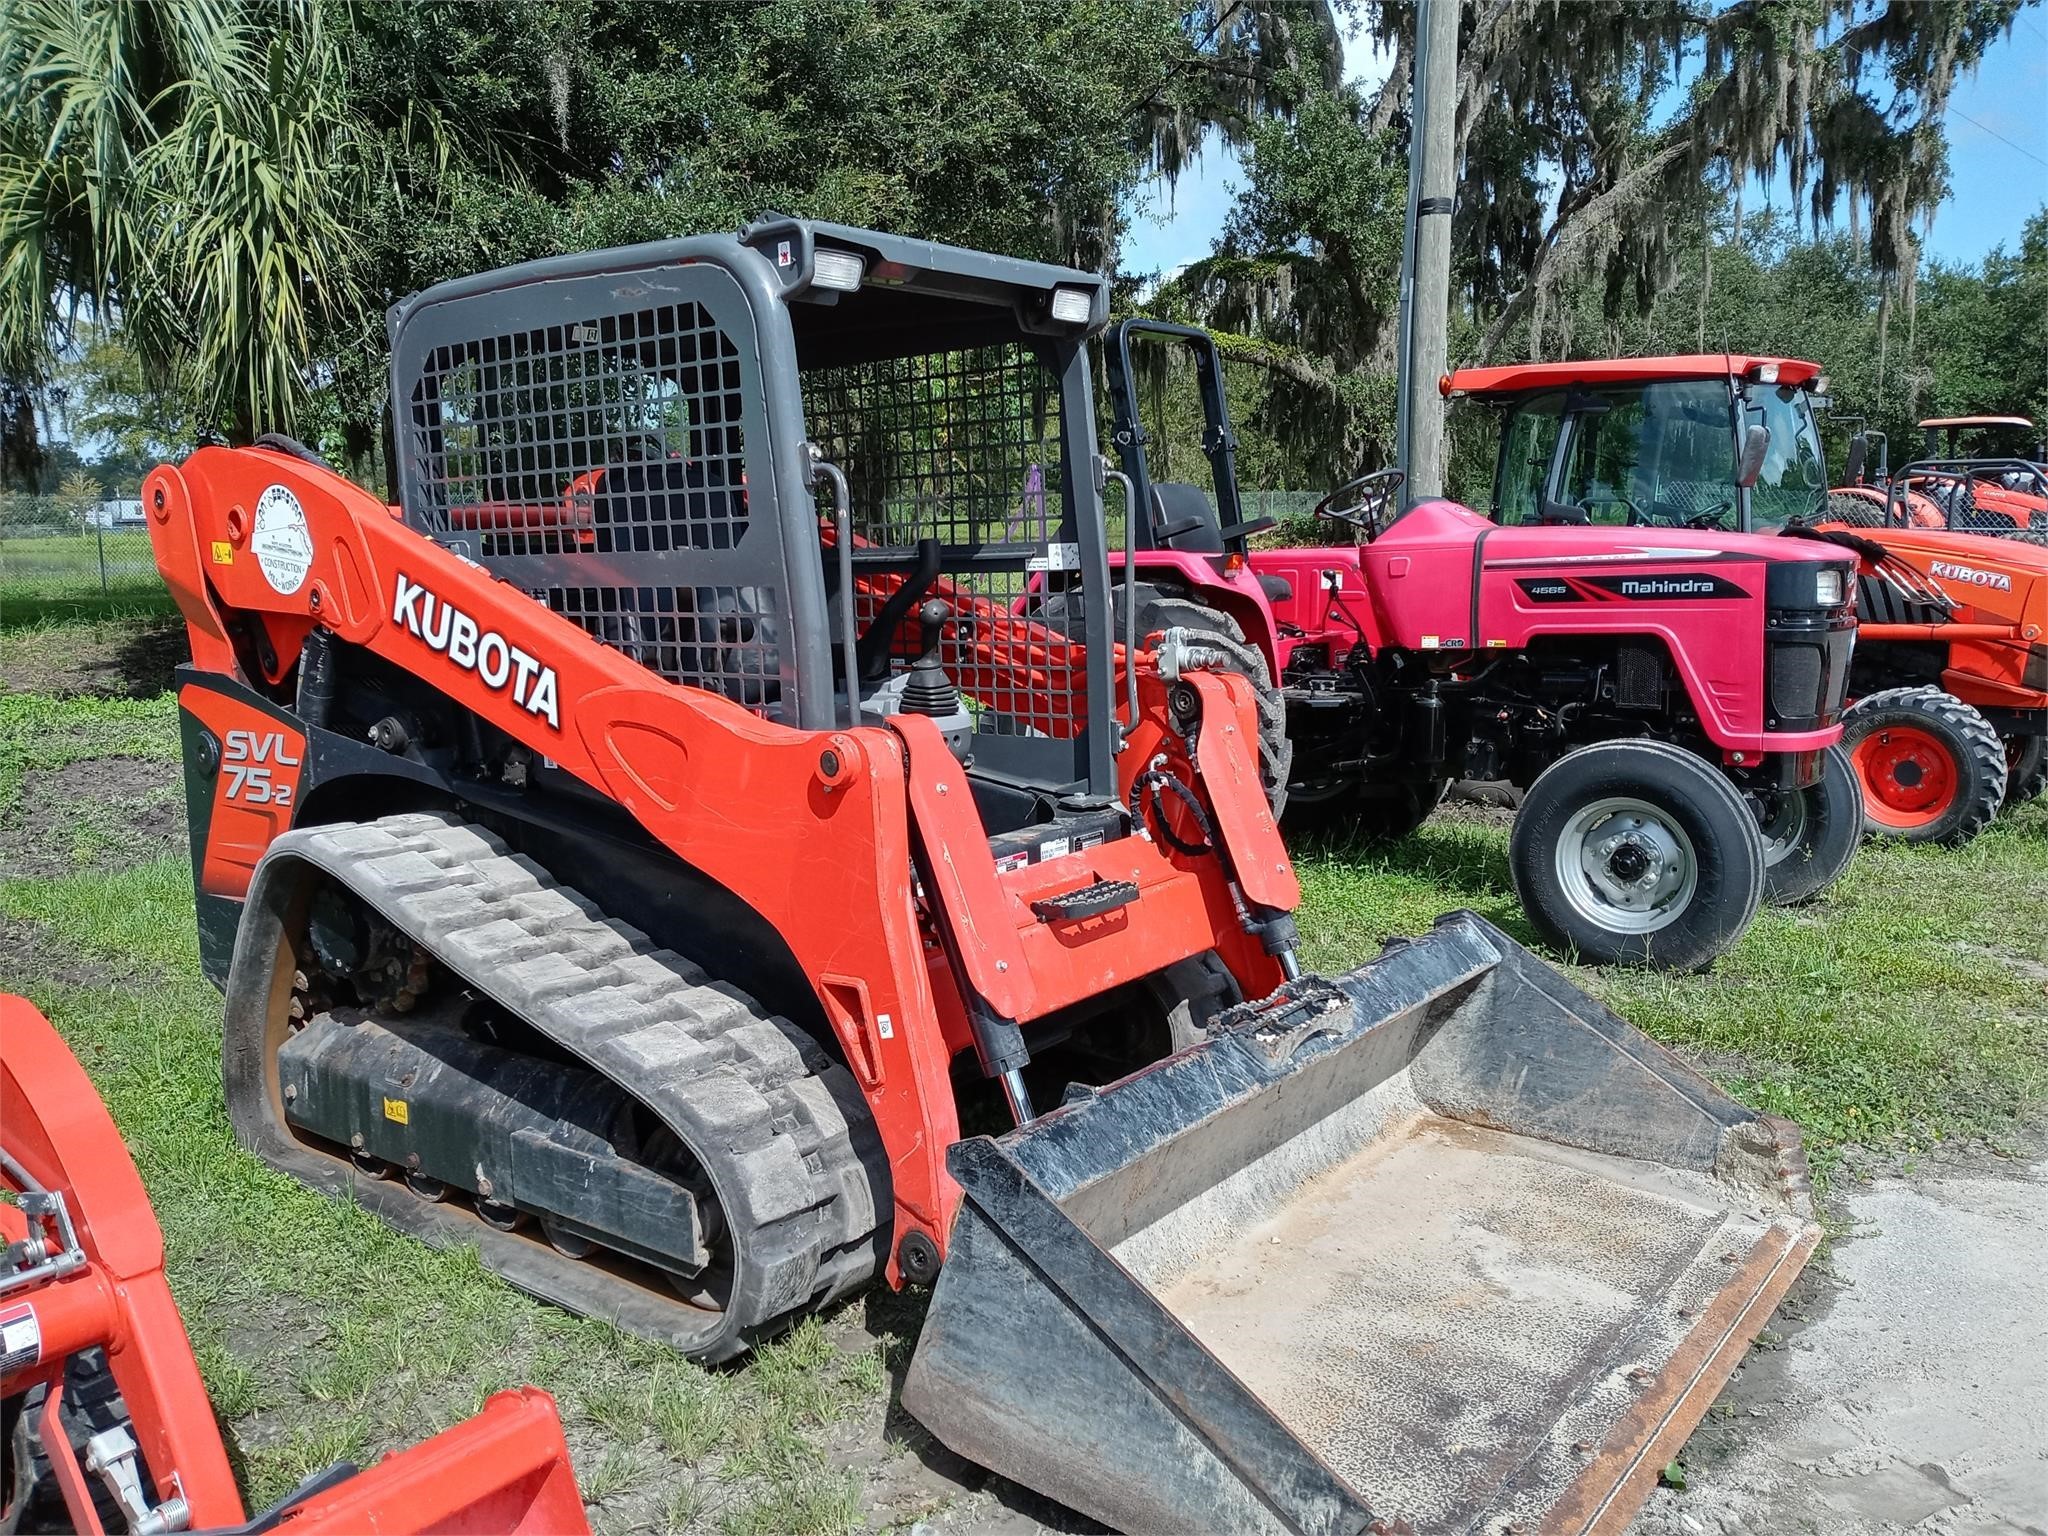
(271, 813, 887, 1361)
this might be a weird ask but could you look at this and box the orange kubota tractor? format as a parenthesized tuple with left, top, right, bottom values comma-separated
(2, 994, 589, 1535)
(1828, 415, 2048, 544)
(143, 221, 1820, 1533)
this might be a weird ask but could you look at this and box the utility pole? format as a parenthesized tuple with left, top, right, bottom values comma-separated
(1393, 0, 1459, 507)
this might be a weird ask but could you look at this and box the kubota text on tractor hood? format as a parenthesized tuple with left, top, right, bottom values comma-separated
(904, 913, 1817, 1535)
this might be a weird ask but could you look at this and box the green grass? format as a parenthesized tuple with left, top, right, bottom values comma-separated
(0, 590, 179, 631)
(0, 690, 182, 836)
(4, 643, 2046, 1528)
(1293, 802, 2048, 1174)
(0, 528, 165, 606)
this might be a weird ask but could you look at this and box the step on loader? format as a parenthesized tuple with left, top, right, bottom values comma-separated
(1095, 324, 1860, 971)
(1445, 357, 2048, 842)
(144, 221, 1818, 1533)
(1, 994, 590, 1535)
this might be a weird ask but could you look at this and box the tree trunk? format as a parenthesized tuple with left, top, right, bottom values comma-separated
(1, 384, 43, 492)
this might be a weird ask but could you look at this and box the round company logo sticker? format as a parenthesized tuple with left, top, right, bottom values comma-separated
(251, 483, 315, 594)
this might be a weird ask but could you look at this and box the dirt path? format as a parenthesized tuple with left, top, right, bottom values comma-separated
(1632, 1151, 2048, 1536)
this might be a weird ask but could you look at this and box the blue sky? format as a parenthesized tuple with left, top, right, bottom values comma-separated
(1122, 14, 2048, 279)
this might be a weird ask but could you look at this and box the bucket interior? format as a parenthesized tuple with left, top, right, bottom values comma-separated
(906, 920, 1816, 1535)
(1099, 1086, 1789, 1530)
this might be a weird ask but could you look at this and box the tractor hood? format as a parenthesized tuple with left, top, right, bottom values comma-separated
(1251, 498, 1855, 751)
(1849, 524, 2048, 635)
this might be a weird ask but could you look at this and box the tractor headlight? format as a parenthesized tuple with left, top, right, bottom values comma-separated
(1813, 568, 1844, 606)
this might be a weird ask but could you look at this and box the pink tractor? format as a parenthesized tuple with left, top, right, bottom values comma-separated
(1084, 322, 1861, 971)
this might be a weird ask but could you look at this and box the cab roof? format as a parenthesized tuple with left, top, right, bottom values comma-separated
(1918, 415, 2035, 430)
(1443, 355, 1823, 399)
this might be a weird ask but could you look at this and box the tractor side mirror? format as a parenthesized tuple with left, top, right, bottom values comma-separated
(1735, 424, 1770, 489)
(1843, 434, 1867, 487)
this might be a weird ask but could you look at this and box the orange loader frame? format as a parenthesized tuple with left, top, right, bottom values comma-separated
(144, 444, 1295, 1283)
(2, 993, 589, 1535)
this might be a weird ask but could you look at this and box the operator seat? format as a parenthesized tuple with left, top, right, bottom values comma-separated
(1151, 482, 1291, 603)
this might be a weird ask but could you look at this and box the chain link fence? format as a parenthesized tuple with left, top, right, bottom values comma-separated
(0, 484, 1335, 611)
(1242, 489, 1348, 546)
(1, 497, 167, 607)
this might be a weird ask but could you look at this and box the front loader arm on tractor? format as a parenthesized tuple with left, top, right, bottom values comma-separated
(148, 447, 965, 1257)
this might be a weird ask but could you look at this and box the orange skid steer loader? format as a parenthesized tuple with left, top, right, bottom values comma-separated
(2, 994, 590, 1535)
(144, 221, 1816, 1532)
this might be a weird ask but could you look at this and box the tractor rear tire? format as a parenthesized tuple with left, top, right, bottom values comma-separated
(1841, 687, 2006, 845)
(1758, 744, 1862, 905)
(1510, 738, 1765, 972)
(2007, 732, 2048, 807)
(1043, 582, 1291, 817)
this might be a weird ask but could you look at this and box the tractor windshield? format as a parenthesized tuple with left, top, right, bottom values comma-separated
(1494, 380, 1740, 528)
(1739, 381, 1829, 529)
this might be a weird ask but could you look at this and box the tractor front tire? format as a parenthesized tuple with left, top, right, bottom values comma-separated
(1841, 687, 2006, 845)
(1510, 739, 1765, 972)
(2007, 732, 2048, 807)
(1043, 582, 1291, 817)
(1757, 744, 1862, 905)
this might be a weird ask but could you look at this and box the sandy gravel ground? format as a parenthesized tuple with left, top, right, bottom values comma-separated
(1632, 1152, 2047, 1536)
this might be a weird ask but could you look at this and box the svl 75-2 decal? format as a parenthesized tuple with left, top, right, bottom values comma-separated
(223, 728, 300, 807)
(180, 686, 308, 900)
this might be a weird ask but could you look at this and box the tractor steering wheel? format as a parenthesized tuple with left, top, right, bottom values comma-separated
(1314, 468, 1405, 540)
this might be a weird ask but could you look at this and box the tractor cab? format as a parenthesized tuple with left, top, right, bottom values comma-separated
(1452, 355, 1831, 533)
(1887, 416, 2048, 535)
(390, 216, 1128, 832)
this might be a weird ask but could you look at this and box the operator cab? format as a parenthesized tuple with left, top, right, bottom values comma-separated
(388, 217, 1133, 850)
(1455, 358, 1830, 533)
(1920, 415, 2045, 465)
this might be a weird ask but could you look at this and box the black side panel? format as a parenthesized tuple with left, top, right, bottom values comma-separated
(176, 665, 453, 988)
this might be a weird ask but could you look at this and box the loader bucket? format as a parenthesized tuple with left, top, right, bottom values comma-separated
(902, 913, 1817, 1536)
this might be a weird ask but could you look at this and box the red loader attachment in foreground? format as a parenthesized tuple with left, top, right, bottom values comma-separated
(0, 993, 589, 1535)
(905, 914, 1819, 1535)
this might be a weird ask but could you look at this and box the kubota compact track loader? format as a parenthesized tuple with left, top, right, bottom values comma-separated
(145, 221, 1819, 1533)
(2, 994, 589, 1535)
(1446, 356, 2048, 843)
(1093, 323, 1860, 971)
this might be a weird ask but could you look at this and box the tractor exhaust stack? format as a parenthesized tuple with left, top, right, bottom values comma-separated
(903, 914, 1816, 1535)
